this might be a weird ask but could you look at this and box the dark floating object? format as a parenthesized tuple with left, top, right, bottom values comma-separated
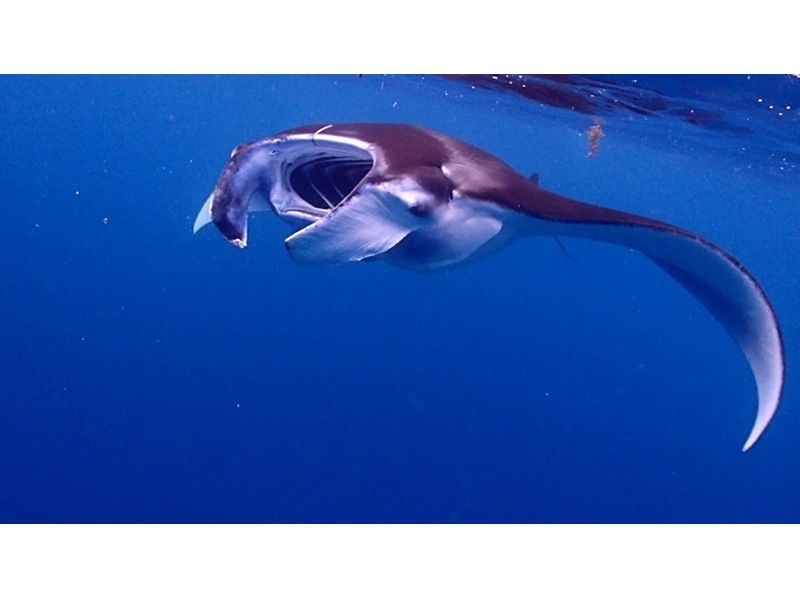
(195, 123, 784, 451)
(446, 75, 725, 128)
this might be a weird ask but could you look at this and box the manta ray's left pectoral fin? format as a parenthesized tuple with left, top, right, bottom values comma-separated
(542, 216, 784, 451)
(284, 187, 419, 265)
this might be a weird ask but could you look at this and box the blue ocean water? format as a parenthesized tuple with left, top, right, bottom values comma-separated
(0, 74, 797, 522)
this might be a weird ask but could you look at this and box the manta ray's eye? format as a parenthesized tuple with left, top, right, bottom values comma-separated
(409, 202, 433, 217)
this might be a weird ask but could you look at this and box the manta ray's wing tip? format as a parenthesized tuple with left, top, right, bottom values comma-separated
(742, 434, 759, 453)
(741, 419, 769, 452)
(741, 393, 780, 452)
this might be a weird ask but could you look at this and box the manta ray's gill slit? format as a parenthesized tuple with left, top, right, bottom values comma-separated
(289, 156, 372, 211)
(336, 160, 372, 195)
(309, 176, 336, 209)
(320, 160, 357, 201)
(312, 157, 372, 204)
(308, 157, 351, 206)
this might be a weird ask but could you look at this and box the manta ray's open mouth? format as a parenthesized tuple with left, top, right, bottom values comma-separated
(194, 133, 378, 246)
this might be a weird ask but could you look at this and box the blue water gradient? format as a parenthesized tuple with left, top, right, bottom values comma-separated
(0, 75, 797, 522)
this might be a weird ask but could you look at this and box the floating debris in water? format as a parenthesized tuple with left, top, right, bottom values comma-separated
(587, 117, 604, 158)
(102, 216, 109, 225)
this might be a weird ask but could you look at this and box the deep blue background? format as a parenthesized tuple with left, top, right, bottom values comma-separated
(1, 75, 798, 522)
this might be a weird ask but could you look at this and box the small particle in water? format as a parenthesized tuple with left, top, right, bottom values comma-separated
(768, 105, 774, 109)
(81, 337, 85, 342)
(786, 105, 792, 110)
(757, 98, 763, 103)
(34, 223, 40, 228)
(391, 101, 398, 108)
(74, 190, 80, 197)
(102, 216, 109, 225)
(236, 403, 240, 408)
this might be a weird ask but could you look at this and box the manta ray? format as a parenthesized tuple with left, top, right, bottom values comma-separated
(194, 122, 784, 451)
